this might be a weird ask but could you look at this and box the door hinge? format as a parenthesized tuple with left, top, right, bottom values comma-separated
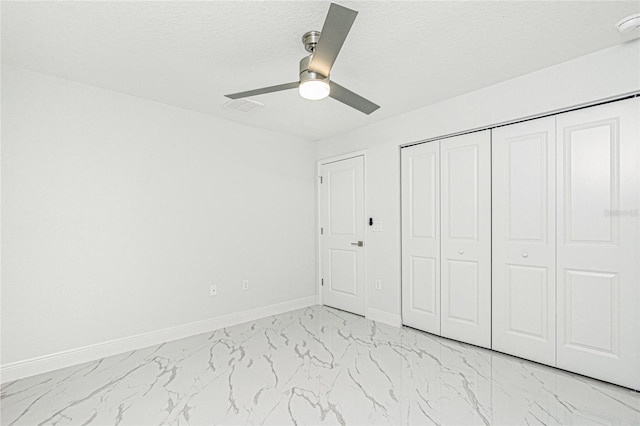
(319, 176, 323, 184)
(320, 227, 324, 235)
(321, 278, 324, 286)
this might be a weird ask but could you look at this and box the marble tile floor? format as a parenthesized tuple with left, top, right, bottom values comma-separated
(1, 306, 639, 426)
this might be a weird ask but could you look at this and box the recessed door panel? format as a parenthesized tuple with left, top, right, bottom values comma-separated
(402, 142, 441, 334)
(564, 121, 618, 244)
(409, 256, 437, 314)
(329, 168, 357, 235)
(410, 153, 437, 239)
(564, 270, 618, 355)
(446, 260, 479, 324)
(320, 156, 365, 316)
(329, 249, 358, 296)
(441, 130, 491, 348)
(492, 117, 556, 366)
(447, 146, 478, 240)
(508, 134, 547, 241)
(557, 98, 639, 389)
(506, 265, 548, 340)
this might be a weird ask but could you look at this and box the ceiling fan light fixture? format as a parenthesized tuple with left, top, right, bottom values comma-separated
(299, 79, 330, 100)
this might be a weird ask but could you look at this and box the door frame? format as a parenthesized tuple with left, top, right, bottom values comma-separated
(317, 150, 368, 315)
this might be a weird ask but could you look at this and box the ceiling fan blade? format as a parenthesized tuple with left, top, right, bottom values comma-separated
(308, 3, 358, 77)
(225, 82, 298, 99)
(329, 81, 379, 115)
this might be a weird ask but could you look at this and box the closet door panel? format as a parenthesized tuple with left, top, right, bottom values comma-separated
(401, 142, 441, 334)
(492, 117, 556, 366)
(441, 130, 491, 348)
(556, 98, 639, 389)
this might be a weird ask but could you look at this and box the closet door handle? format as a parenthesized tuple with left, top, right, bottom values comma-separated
(522, 252, 529, 258)
(351, 241, 364, 247)
(458, 249, 464, 255)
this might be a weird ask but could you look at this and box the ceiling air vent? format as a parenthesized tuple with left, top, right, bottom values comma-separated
(222, 98, 264, 113)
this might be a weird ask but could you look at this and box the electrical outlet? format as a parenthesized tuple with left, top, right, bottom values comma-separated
(210, 285, 218, 296)
(375, 280, 382, 290)
(373, 221, 382, 232)
(242, 280, 249, 291)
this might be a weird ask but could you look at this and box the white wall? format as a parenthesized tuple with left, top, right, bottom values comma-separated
(1, 66, 317, 366)
(316, 40, 640, 320)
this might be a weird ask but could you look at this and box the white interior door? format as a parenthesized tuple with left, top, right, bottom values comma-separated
(320, 156, 366, 316)
(440, 130, 492, 348)
(401, 142, 441, 334)
(556, 98, 640, 389)
(492, 117, 557, 366)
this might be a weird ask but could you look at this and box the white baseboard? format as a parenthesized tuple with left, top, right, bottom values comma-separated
(366, 307, 402, 328)
(1, 295, 318, 384)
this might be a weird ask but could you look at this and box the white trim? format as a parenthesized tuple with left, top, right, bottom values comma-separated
(318, 149, 368, 166)
(0, 296, 318, 383)
(396, 145, 404, 327)
(316, 161, 323, 305)
(400, 92, 639, 149)
(317, 150, 368, 314)
(367, 307, 402, 328)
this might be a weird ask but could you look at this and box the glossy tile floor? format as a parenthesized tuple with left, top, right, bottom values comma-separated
(1, 306, 639, 425)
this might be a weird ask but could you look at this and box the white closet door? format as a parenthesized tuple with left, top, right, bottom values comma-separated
(440, 130, 492, 348)
(401, 142, 440, 334)
(556, 98, 639, 389)
(492, 117, 556, 366)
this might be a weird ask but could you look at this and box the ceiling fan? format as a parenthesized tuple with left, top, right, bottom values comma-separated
(225, 3, 379, 115)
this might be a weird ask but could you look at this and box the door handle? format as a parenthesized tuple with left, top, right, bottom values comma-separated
(351, 241, 364, 247)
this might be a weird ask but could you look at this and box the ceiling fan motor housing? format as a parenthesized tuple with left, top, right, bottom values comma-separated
(299, 54, 329, 84)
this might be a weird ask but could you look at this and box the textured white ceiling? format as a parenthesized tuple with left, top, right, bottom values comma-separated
(2, 1, 639, 140)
